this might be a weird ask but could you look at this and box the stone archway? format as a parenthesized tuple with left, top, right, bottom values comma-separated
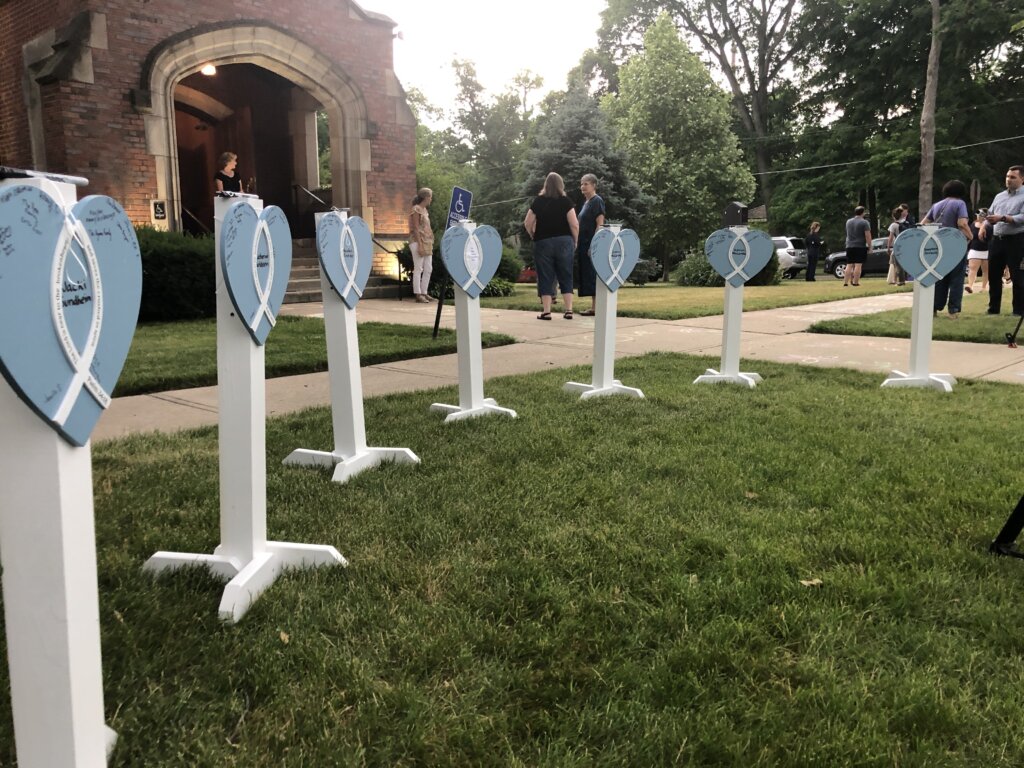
(135, 22, 372, 233)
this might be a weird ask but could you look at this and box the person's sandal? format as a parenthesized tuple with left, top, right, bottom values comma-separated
(563, 310, 574, 319)
(537, 312, 552, 320)
(580, 309, 596, 316)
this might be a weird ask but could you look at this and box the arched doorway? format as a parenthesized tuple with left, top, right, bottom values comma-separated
(138, 23, 372, 236)
(174, 63, 325, 235)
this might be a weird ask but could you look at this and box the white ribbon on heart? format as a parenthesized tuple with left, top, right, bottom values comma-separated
(248, 217, 277, 333)
(913, 228, 946, 283)
(460, 231, 487, 294)
(49, 210, 110, 425)
(724, 232, 755, 283)
(602, 232, 628, 289)
(337, 222, 364, 302)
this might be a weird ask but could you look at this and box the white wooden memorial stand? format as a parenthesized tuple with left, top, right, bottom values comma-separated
(694, 280, 762, 388)
(284, 211, 419, 482)
(145, 195, 346, 623)
(0, 177, 116, 766)
(430, 222, 517, 422)
(564, 281, 643, 400)
(881, 280, 956, 392)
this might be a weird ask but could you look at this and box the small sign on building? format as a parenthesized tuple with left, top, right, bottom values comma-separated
(151, 199, 167, 222)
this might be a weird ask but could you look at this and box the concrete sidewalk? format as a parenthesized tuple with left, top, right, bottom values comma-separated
(94, 292, 1024, 442)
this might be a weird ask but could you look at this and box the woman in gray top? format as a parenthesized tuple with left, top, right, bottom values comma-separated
(843, 206, 871, 287)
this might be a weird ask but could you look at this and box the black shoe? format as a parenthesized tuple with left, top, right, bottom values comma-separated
(989, 540, 1024, 559)
(987, 310, 1000, 315)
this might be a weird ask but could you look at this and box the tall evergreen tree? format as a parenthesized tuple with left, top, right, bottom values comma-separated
(605, 16, 755, 278)
(520, 79, 646, 228)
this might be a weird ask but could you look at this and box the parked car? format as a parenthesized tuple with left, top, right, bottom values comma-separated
(518, 265, 538, 283)
(773, 236, 808, 278)
(823, 237, 890, 280)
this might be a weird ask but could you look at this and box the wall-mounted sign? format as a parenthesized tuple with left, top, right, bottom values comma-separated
(151, 199, 167, 221)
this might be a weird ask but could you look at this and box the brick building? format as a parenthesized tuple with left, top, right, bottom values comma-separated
(0, 0, 416, 275)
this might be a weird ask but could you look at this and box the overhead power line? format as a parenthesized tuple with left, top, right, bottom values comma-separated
(754, 133, 1024, 176)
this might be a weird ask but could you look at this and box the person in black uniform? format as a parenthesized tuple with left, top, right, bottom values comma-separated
(805, 221, 822, 281)
(214, 151, 242, 193)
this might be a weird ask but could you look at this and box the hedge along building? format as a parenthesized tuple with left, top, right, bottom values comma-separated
(0, 0, 416, 281)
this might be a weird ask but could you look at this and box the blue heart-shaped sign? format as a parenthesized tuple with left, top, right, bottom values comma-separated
(220, 202, 292, 345)
(0, 185, 141, 446)
(317, 212, 372, 310)
(589, 228, 641, 292)
(705, 228, 775, 287)
(440, 224, 502, 299)
(894, 225, 968, 288)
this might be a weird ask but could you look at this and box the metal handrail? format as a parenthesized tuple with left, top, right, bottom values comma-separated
(180, 206, 212, 235)
(293, 184, 413, 300)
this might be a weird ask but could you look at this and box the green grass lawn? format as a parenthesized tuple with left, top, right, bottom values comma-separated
(809, 287, 1020, 344)
(11, 353, 1024, 765)
(116, 316, 516, 396)
(481, 278, 910, 320)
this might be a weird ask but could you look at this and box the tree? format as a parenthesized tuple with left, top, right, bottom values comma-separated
(520, 78, 646, 229)
(599, 0, 799, 209)
(782, 0, 1021, 234)
(449, 61, 537, 237)
(406, 88, 474, 243)
(604, 16, 755, 278)
(919, 0, 942, 216)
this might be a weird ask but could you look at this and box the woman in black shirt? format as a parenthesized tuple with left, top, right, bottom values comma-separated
(523, 172, 579, 319)
(965, 211, 989, 293)
(214, 151, 242, 193)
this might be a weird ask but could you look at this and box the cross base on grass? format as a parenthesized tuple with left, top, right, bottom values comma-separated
(429, 398, 517, 423)
(880, 371, 956, 393)
(693, 368, 762, 389)
(563, 380, 645, 400)
(283, 447, 420, 484)
(144, 542, 347, 623)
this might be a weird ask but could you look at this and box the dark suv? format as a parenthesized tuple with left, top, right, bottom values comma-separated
(823, 237, 890, 280)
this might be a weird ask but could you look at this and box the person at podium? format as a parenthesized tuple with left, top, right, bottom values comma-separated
(214, 152, 242, 193)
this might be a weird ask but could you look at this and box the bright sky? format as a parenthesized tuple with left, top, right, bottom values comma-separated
(361, 1, 605, 114)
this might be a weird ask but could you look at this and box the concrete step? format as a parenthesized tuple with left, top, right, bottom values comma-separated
(287, 276, 322, 291)
(283, 289, 322, 304)
(284, 275, 411, 304)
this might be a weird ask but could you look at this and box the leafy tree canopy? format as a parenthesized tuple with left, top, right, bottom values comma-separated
(604, 15, 755, 276)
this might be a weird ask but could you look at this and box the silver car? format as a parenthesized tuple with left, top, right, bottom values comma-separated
(773, 236, 808, 279)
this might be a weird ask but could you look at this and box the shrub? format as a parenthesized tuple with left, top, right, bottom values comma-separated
(401, 238, 523, 293)
(672, 247, 779, 287)
(136, 227, 217, 322)
(427, 276, 515, 300)
(628, 258, 659, 286)
(482, 277, 515, 297)
(497, 246, 524, 282)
